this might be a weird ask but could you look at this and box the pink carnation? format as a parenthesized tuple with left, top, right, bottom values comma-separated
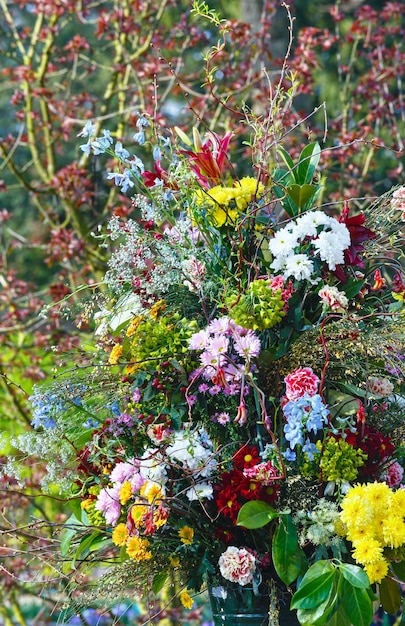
(284, 367, 320, 401)
(243, 461, 279, 486)
(318, 285, 348, 312)
(386, 462, 404, 488)
(218, 546, 257, 586)
(367, 376, 394, 397)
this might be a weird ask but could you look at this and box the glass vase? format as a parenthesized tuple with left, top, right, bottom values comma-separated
(208, 583, 300, 626)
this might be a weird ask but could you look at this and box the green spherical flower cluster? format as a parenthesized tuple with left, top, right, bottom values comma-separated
(320, 438, 367, 482)
(129, 314, 199, 366)
(226, 279, 286, 331)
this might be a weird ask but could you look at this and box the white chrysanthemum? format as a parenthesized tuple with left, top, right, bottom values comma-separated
(313, 230, 346, 270)
(138, 448, 168, 486)
(294, 210, 331, 238)
(166, 429, 215, 477)
(186, 482, 214, 501)
(283, 253, 314, 281)
(268, 227, 298, 258)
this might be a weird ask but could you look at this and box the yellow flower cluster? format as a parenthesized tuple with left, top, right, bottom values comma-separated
(340, 482, 405, 583)
(195, 177, 265, 226)
(178, 525, 194, 545)
(126, 535, 152, 561)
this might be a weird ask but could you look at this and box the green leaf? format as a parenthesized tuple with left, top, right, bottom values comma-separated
(339, 563, 370, 589)
(286, 184, 317, 209)
(74, 531, 109, 562)
(341, 580, 373, 626)
(380, 577, 401, 615)
(326, 390, 359, 417)
(296, 593, 339, 626)
(291, 570, 336, 610)
(296, 142, 321, 184)
(391, 560, 405, 582)
(152, 571, 168, 594)
(60, 521, 79, 557)
(322, 602, 352, 626)
(277, 146, 295, 170)
(236, 500, 279, 529)
(291, 561, 340, 609)
(272, 515, 307, 585)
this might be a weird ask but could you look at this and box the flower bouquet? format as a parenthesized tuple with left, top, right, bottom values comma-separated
(17, 116, 405, 626)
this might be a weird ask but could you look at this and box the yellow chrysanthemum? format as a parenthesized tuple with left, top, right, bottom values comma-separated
(382, 518, 405, 548)
(169, 555, 180, 568)
(119, 481, 132, 505)
(131, 502, 148, 527)
(126, 536, 152, 561)
(345, 523, 372, 544)
(363, 482, 391, 514)
(340, 494, 370, 527)
(370, 514, 387, 543)
(179, 590, 194, 610)
(111, 523, 129, 547)
(178, 526, 194, 545)
(352, 537, 383, 565)
(140, 480, 164, 504)
(109, 343, 123, 365)
(390, 489, 405, 516)
(364, 559, 389, 584)
(233, 176, 265, 210)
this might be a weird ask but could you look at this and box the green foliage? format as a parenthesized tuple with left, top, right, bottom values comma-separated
(272, 143, 323, 217)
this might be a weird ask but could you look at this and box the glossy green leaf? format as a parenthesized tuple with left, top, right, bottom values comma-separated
(391, 560, 405, 582)
(291, 561, 334, 609)
(341, 580, 373, 626)
(296, 592, 339, 626)
(236, 500, 279, 529)
(380, 576, 401, 615)
(339, 563, 370, 589)
(277, 146, 295, 170)
(291, 570, 336, 610)
(296, 142, 321, 184)
(152, 571, 168, 594)
(286, 184, 317, 209)
(272, 515, 307, 585)
(322, 603, 352, 626)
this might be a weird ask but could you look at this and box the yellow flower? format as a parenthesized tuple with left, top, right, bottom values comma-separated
(153, 505, 169, 529)
(179, 590, 194, 610)
(352, 537, 383, 565)
(109, 343, 123, 364)
(140, 480, 164, 504)
(382, 517, 405, 548)
(169, 555, 180, 568)
(126, 316, 142, 337)
(149, 300, 167, 320)
(390, 489, 405, 516)
(126, 536, 152, 561)
(340, 494, 370, 528)
(364, 559, 389, 584)
(233, 176, 265, 210)
(112, 523, 129, 547)
(178, 525, 194, 545)
(81, 498, 93, 511)
(363, 482, 391, 514)
(131, 502, 148, 527)
(119, 481, 132, 505)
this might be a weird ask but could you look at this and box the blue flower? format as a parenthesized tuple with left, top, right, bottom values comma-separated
(302, 439, 319, 461)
